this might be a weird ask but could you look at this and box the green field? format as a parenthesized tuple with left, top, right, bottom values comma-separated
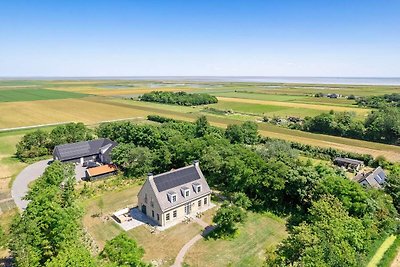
(210, 100, 323, 117)
(212, 91, 307, 101)
(184, 212, 287, 267)
(0, 88, 87, 102)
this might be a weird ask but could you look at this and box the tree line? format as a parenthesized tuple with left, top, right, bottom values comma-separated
(302, 107, 400, 145)
(16, 122, 93, 160)
(356, 93, 400, 108)
(139, 91, 218, 106)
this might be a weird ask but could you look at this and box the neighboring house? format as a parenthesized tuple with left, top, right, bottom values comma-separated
(85, 164, 118, 181)
(53, 138, 117, 164)
(327, 93, 343, 98)
(137, 161, 212, 227)
(334, 157, 364, 171)
(355, 166, 387, 189)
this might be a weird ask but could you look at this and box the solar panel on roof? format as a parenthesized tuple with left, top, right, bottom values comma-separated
(54, 138, 116, 161)
(58, 142, 91, 158)
(153, 167, 201, 192)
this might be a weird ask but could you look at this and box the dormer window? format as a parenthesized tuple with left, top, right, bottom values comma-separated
(167, 192, 177, 203)
(181, 187, 190, 198)
(193, 183, 202, 193)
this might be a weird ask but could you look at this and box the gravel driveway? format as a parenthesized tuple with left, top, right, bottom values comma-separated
(11, 159, 51, 210)
(12, 160, 86, 210)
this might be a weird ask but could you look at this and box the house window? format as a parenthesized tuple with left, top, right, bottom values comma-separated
(168, 192, 177, 203)
(144, 193, 148, 203)
(157, 213, 160, 221)
(181, 187, 190, 198)
(173, 210, 177, 218)
(152, 210, 154, 218)
(166, 213, 170, 221)
(192, 183, 202, 193)
(204, 197, 208, 205)
(150, 197, 154, 208)
(198, 200, 201, 207)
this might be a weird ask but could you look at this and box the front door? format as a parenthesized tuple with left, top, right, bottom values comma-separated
(184, 203, 191, 215)
(141, 205, 147, 215)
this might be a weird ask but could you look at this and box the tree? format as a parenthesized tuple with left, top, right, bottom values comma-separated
(269, 196, 370, 267)
(365, 107, 400, 144)
(231, 192, 252, 209)
(0, 225, 6, 248)
(16, 130, 50, 159)
(212, 202, 246, 238)
(111, 144, 154, 177)
(9, 162, 84, 267)
(45, 244, 98, 267)
(225, 122, 259, 145)
(385, 166, 400, 213)
(49, 122, 93, 147)
(256, 140, 298, 160)
(100, 233, 148, 267)
(195, 116, 209, 137)
(225, 124, 244, 144)
(241, 121, 259, 144)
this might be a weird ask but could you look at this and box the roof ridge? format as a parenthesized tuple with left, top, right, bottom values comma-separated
(152, 164, 195, 179)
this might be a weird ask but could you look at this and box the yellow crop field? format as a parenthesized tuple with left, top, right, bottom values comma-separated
(0, 97, 150, 129)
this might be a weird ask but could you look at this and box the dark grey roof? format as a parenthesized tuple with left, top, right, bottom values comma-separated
(143, 163, 212, 211)
(334, 157, 364, 165)
(153, 166, 201, 192)
(356, 166, 386, 188)
(53, 138, 117, 161)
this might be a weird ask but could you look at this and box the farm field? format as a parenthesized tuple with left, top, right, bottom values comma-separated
(216, 96, 370, 116)
(211, 100, 329, 118)
(0, 88, 86, 102)
(213, 91, 358, 107)
(0, 80, 399, 162)
(0, 96, 150, 129)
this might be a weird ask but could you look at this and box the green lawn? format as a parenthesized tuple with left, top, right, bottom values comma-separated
(0, 88, 87, 102)
(184, 212, 287, 267)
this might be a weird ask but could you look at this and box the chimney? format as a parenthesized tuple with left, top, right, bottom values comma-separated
(148, 173, 153, 180)
(193, 160, 199, 167)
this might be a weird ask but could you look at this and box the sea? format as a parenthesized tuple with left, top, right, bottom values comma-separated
(1, 76, 400, 86)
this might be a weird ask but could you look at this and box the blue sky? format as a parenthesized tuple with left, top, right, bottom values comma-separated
(0, 0, 399, 77)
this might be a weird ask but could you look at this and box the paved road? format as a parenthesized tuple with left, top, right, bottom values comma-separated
(172, 217, 215, 267)
(11, 159, 51, 210)
(11, 160, 86, 210)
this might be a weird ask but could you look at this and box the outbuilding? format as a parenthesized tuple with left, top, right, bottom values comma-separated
(334, 157, 364, 171)
(53, 138, 117, 165)
(85, 164, 118, 181)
